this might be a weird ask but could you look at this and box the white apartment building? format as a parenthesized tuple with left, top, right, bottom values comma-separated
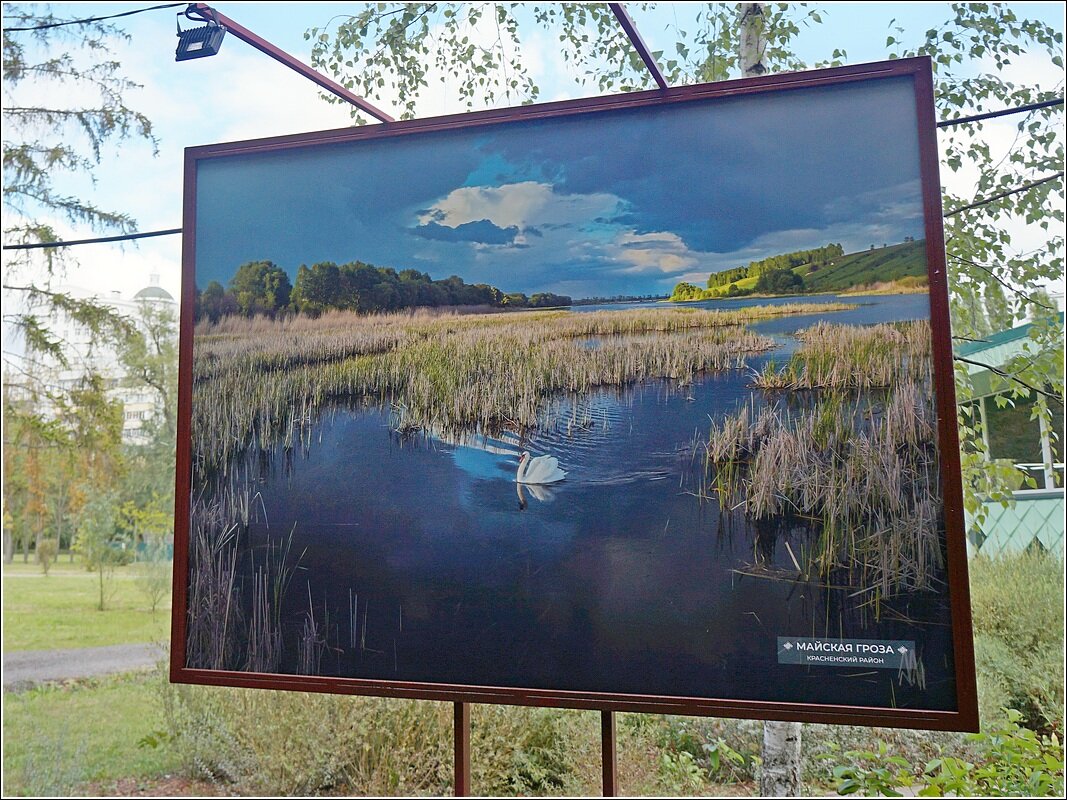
(16, 275, 177, 443)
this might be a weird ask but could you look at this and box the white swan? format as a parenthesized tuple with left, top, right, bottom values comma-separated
(516, 451, 567, 485)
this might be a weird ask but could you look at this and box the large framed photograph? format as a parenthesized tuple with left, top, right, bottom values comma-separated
(172, 56, 978, 730)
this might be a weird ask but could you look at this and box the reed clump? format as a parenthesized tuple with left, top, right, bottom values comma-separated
(753, 320, 931, 390)
(706, 321, 942, 595)
(185, 483, 302, 673)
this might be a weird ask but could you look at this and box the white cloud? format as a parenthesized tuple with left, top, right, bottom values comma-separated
(419, 181, 623, 232)
(613, 231, 699, 274)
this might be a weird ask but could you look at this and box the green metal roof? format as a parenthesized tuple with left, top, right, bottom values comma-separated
(955, 312, 1064, 391)
(967, 493, 1064, 559)
(957, 319, 1040, 357)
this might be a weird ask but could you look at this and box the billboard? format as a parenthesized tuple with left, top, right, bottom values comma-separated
(172, 56, 978, 730)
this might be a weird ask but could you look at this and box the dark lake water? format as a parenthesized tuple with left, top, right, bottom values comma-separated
(224, 293, 958, 710)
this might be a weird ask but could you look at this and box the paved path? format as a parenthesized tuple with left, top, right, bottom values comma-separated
(3, 642, 164, 690)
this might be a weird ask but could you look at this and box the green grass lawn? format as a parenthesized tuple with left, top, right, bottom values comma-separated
(2, 561, 171, 651)
(2, 671, 183, 796)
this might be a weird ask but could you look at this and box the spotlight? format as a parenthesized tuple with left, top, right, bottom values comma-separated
(175, 5, 226, 61)
(170, 2, 394, 122)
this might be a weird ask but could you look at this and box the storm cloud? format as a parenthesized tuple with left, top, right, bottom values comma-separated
(196, 75, 926, 298)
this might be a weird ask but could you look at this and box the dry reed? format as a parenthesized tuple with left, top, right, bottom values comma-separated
(192, 304, 852, 480)
(706, 321, 943, 595)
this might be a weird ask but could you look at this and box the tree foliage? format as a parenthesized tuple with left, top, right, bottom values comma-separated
(886, 5, 1066, 521)
(754, 268, 804, 294)
(2, 3, 156, 241)
(119, 300, 180, 511)
(228, 260, 293, 316)
(308, 3, 827, 121)
(197, 259, 571, 320)
(73, 491, 122, 611)
(2, 3, 156, 394)
(2, 5, 167, 570)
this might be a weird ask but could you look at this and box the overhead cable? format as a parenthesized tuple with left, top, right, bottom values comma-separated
(3, 3, 186, 32)
(2, 228, 183, 251)
(938, 97, 1063, 128)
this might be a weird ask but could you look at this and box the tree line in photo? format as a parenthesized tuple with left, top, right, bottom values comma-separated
(670, 238, 925, 301)
(195, 259, 573, 322)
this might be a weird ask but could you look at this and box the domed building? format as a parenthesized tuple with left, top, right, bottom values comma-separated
(132, 284, 176, 303)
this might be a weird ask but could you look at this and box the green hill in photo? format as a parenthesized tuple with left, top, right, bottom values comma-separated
(671, 240, 928, 302)
(798, 240, 928, 293)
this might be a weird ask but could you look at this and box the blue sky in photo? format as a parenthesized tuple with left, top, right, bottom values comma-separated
(196, 75, 925, 299)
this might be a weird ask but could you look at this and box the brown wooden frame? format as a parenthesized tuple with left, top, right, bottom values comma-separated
(171, 55, 979, 732)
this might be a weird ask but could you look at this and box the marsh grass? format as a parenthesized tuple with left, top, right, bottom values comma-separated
(193, 304, 852, 480)
(753, 320, 930, 390)
(244, 527, 300, 674)
(296, 583, 330, 676)
(185, 482, 304, 673)
(706, 321, 942, 595)
(185, 504, 240, 671)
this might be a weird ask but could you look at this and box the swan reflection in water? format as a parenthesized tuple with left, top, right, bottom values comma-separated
(516, 480, 560, 510)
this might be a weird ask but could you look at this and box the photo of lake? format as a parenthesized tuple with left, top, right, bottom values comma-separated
(181, 71, 963, 715)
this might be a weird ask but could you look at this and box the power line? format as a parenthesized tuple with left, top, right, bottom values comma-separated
(938, 97, 1064, 128)
(944, 171, 1064, 218)
(2, 3, 186, 33)
(2, 228, 182, 251)
(954, 355, 1062, 401)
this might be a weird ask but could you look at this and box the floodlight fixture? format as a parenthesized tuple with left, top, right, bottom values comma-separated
(175, 4, 225, 61)
(173, 3, 395, 123)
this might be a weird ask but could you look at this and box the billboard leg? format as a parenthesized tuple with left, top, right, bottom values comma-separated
(454, 702, 471, 796)
(601, 710, 618, 796)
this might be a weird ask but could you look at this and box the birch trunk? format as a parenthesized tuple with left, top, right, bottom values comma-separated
(738, 5, 804, 793)
(761, 719, 802, 795)
(738, 3, 768, 77)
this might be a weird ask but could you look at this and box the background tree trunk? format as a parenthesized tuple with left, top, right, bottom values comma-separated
(738, 4, 804, 794)
(761, 719, 802, 795)
(739, 3, 768, 77)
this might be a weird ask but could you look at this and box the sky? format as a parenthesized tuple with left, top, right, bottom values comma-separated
(195, 75, 925, 298)
(3, 2, 1063, 302)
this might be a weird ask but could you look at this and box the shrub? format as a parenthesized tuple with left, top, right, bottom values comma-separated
(162, 680, 617, 795)
(133, 541, 171, 614)
(822, 710, 1064, 797)
(35, 539, 57, 575)
(969, 552, 1064, 733)
(651, 715, 761, 784)
(162, 682, 452, 795)
(923, 709, 1064, 797)
(6, 731, 88, 796)
(161, 675, 759, 796)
